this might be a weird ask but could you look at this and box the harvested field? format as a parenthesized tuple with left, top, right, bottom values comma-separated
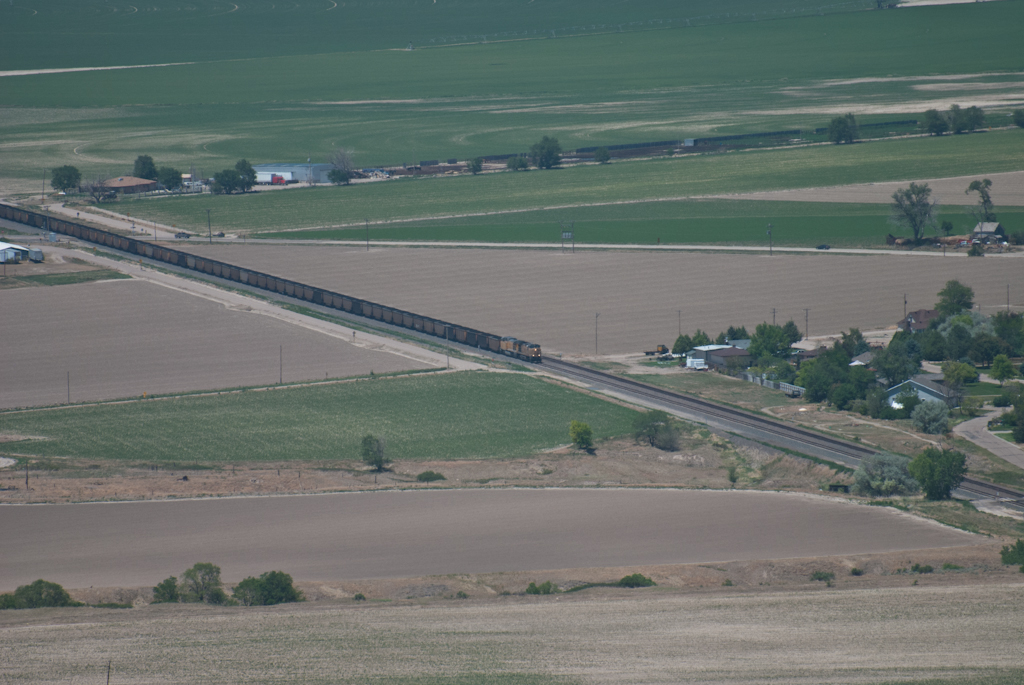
(3, 577, 1024, 684)
(0, 489, 979, 590)
(0, 277, 429, 408)
(181, 245, 1024, 355)
(720, 169, 1024, 206)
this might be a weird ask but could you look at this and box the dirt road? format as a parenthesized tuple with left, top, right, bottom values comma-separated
(0, 489, 978, 590)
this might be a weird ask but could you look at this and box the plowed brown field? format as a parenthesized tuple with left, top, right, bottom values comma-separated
(182, 245, 1023, 354)
(0, 278, 429, 408)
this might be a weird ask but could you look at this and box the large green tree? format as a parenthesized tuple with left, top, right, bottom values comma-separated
(157, 166, 182, 190)
(890, 182, 938, 241)
(133, 154, 158, 180)
(50, 165, 81, 192)
(179, 562, 228, 604)
(827, 113, 858, 144)
(360, 434, 389, 471)
(991, 354, 1017, 386)
(235, 159, 257, 192)
(966, 178, 996, 224)
(213, 168, 242, 194)
(749, 322, 796, 361)
(923, 109, 948, 136)
(529, 136, 562, 169)
(936, 279, 974, 317)
(908, 447, 967, 500)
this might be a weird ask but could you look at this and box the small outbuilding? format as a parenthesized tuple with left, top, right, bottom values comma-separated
(706, 346, 752, 370)
(0, 241, 30, 261)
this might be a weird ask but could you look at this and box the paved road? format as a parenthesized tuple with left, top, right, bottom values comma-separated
(954, 408, 1024, 470)
(0, 489, 978, 590)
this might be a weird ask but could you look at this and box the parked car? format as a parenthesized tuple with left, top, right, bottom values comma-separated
(215, 232, 225, 238)
(816, 244, 831, 250)
(175, 231, 190, 239)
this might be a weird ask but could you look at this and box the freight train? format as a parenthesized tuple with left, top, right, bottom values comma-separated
(0, 203, 543, 362)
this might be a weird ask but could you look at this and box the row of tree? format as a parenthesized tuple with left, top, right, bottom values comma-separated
(853, 448, 967, 501)
(212, 160, 257, 194)
(889, 177, 1024, 244)
(153, 562, 302, 606)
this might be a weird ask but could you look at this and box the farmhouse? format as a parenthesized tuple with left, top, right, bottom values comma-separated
(899, 309, 940, 333)
(102, 176, 157, 194)
(253, 163, 334, 184)
(886, 375, 953, 408)
(972, 222, 1004, 240)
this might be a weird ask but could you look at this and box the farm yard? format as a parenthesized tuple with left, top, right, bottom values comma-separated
(178, 244, 1024, 355)
(0, 275, 432, 409)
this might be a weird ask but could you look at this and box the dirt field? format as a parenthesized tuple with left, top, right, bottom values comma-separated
(181, 244, 1024, 355)
(718, 169, 1024, 205)
(0, 488, 979, 591)
(0, 277, 431, 408)
(2, 576, 1022, 684)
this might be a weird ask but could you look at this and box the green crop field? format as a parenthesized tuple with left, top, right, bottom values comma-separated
(2, 0, 1023, 198)
(0, 371, 638, 464)
(263, 201, 1024, 248)
(95, 129, 1024, 238)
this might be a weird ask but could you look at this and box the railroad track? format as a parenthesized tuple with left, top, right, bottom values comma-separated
(541, 357, 1024, 506)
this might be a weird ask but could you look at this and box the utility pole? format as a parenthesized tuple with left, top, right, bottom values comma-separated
(904, 293, 907, 321)
(41, 169, 46, 203)
(677, 310, 681, 336)
(804, 308, 810, 339)
(206, 209, 212, 244)
(772, 308, 776, 326)
(67, 371, 70, 404)
(279, 345, 283, 384)
(366, 218, 369, 251)
(1009, 284, 1011, 312)
(766, 224, 772, 256)
(595, 313, 600, 355)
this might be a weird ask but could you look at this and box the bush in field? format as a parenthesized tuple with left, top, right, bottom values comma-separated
(506, 156, 529, 171)
(810, 571, 835, 582)
(618, 573, 655, 588)
(416, 470, 446, 482)
(911, 563, 933, 574)
(152, 576, 179, 603)
(467, 157, 483, 174)
(908, 447, 967, 500)
(232, 571, 303, 606)
(0, 579, 82, 610)
(632, 410, 678, 451)
(529, 136, 562, 169)
(852, 453, 919, 497)
(179, 562, 229, 605)
(525, 581, 559, 595)
(593, 147, 611, 164)
(850, 568, 864, 576)
(569, 420, 594, 451)
(911, 401, 949, 435)
(1001, 539, 1024, 565)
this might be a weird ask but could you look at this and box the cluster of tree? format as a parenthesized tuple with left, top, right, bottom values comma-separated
(134, 155, 184, 191)
(1015, 110, 1024, 129)
(672, 325, 763, 355)
(890, 178, 1001, 243)
(212, 160, 257, 194)
(50, 165, 82, 193)
(153, 562, 302, 606)
(796, 342, 878, 408)
(505, 137, 563, 171)
(991, 384, 1024, 443)
(593, 147, 611, 164)
(924, 105, 985, 136)
(827, 113, 858, 144)
(0, 579, 82, 610)
(851, 447, 967, 500)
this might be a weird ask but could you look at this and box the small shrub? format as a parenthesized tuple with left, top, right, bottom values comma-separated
(993, 393, 1012, 408)
(618, 573, 656, 588)
(352, 593, 366, 601)
(722, 579, 733, 587)
(810, 571, 835, 582)
(850, 567, 864, 576)
(416, 470, 446, 482)
(569, 420, 594, 451)
(232, 570, 303, 606)
(911, 401, 949, 435)
(942, 563, 963, 570)
(455, 590, 468, 599)
(1000, 539, 1024, 565)
(525, 581, 559, 595)
(726, 465, 739, 485)
(911, 563, 933, 574)
(967, 243, 985, 257)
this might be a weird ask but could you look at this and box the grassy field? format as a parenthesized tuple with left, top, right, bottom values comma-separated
(0, 0, 874, 71)
(262, 201, 1024, 247)
(0, 371, 638, 463)
(0, 269, 130, 289)
(2, 1, 1023, 196)
(91, 129, 1024, 235)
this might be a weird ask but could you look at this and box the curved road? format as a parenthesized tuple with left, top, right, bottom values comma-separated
(0, 489, 978, 590)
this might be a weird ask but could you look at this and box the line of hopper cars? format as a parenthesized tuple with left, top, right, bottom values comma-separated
(0, 203, 543, 362)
